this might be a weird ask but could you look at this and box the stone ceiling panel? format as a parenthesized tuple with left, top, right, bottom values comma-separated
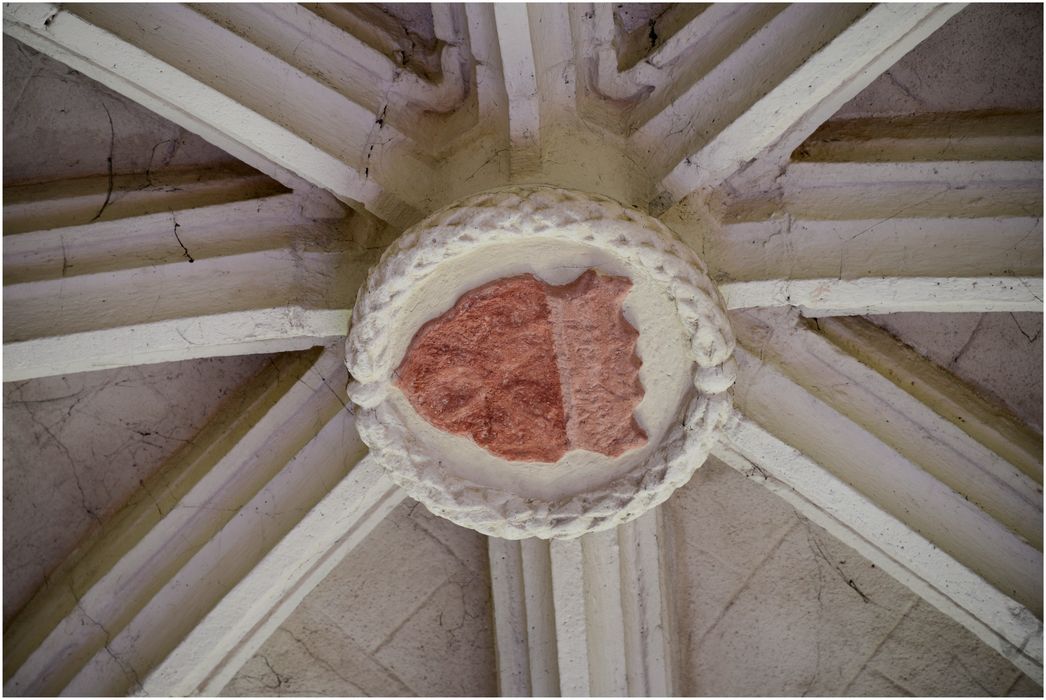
(1, 1, 1040, 695)
(3, 37, 246, 185)
(220, 498, 496, 697)
(867, 312, 1044, 432)
(833, 4, 1043, 119)
(665, 456, 1037, 696)
(3, 353, 274, 626)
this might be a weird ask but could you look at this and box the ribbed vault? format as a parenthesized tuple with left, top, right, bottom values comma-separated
(3, 3, 1042, 696)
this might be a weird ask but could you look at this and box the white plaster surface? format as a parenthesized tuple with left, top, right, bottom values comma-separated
(3, 37, 240, 184)
(2, 354, 272, 626)
(220, 498, 496, 697)
(867, 312, 1044, 432)
(834, 4, 1043, 119)
(664, 456, 1039, 696)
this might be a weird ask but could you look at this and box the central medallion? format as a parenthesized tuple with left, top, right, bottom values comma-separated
(395, 270, 647, 463)
(346, 185, 736, 539)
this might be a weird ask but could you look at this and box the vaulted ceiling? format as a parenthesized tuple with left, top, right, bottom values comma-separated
(3, 3, 1042, 696)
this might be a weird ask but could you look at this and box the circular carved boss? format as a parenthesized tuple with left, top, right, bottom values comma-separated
(346, 186, 736, 539)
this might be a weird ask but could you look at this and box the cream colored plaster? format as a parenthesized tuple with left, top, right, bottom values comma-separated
(835, 4, 1043, 119)
(220, 498, 496, 697)
(2, 355, 271, 626)
(665, 457, 1036, 696)
(2, 37, 237, 184)
(868, 312, 1044, 432)
(2, 0, 1042, 695)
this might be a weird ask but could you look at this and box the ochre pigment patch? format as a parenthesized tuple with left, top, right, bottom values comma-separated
(395, 270, 647, 462)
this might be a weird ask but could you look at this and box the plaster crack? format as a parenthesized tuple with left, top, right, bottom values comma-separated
(71, 587, 146, 694)
(89, 102, 116, 223)
(847, 188, 949, 242)
(21, 401, 101, 525)
(61, 235, 71, 277)
(949, 314, 986, 366)
(363, 101, 391, 181)
(171, 213, 194, 263)
(1018, 277, 1043, 303)
(882, 70, 924, 108)
(846, 577, 871, 604)
(257, 654, 289, 690)
(284, 629, 355, 688)
(1009, 313, 1040, 343)
(175, 327, 197, 346)
(7, 46, 43, 115)
(69, 462, 102, 526)
(805, 521, 875, 606)
(143, 428, 192, 444)
(143, 138, 177, 187)
(6, 385, 85, 406)
(137, 478, 165, 517)
(745, 459, 770, 481)
(801, 520, 828, 696)
(1012, 217, 1040, 252)
(318, 374, 355, 415)
(464, 147, 510, 182)
(66, 388, 92, 419)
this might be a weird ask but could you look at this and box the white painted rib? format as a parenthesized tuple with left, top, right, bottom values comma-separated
(715, 418, 1043, 681)
(489, 512, 675, 697)
(5, 347, 404, 696)
(3, 4, 425, 226)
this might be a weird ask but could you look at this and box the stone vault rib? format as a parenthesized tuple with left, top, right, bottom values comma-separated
(636, 3, 966, 202)
(719, 309, 1043, 680)
(3, 171, 388, 381)
(464, 4, 658, 209)
(2, 346, 405, 696)
(2, 3, 432, 228)
(666, 111, 1044, 316)
(2, 164, 286, 236)
(493, 3, 541, 176)
(817, 316, 1042, 485)
(186, 3, 474, 145)
(489, 510, 676, 696)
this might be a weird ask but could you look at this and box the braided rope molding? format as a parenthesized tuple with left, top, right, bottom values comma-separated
(346, 185, 737, 539)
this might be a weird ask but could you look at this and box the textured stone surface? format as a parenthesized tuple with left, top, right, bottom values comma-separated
(221, 498, 496, 697)
(395, 270, 646, 462)
(350, 186, 729, 539)
(395, 274, 568, 462)
(866, 312, 1043, 431)
(4, 37, 239, 185)
(548, 269, 647, 457)
(665, 457, 1036, 696)
(2, 353, 273, 626)
(834, 4, 1042, 119)
(5, 2, 1042, 693)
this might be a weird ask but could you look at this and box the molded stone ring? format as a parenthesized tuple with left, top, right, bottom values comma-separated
(346, 185, 736, 539)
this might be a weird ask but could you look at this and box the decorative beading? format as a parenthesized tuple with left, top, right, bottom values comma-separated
(346, 185, 735, 539)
